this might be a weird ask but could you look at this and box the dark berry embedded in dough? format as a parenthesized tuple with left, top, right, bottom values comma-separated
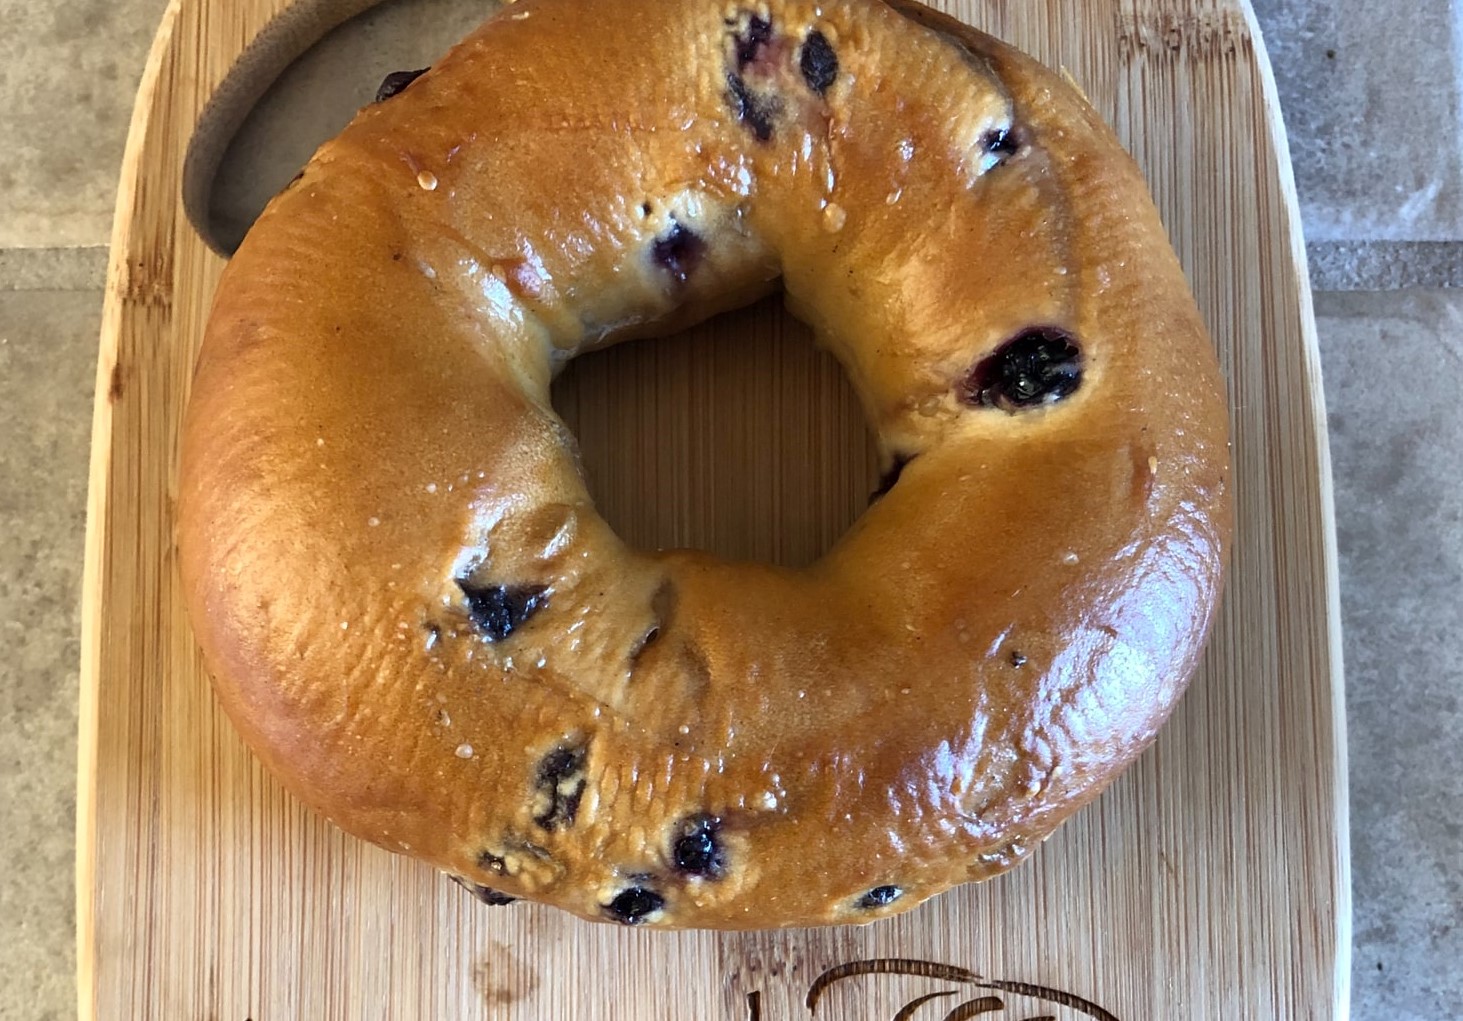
(458, 581, 547, 641)
(734, 14, 773, 68)
(374, 68, 428, 103)
(478, 849, 508, 875)
(606, 886, 665, 925)
(628, 625, 661, 669)
(799, 30, 839, 94)
(726, 73, 778, 142)
(870, 453, 912, 502)
(532, 743, 587, 831)
(1009, 650, 1028, 668)
(450, 875, 517, 905)
(632, 580, 675, 669)
(651, 221, 706, 284)
(858, 885, 903, 909)
(672, 816, 724, 877)
(980, 125, 1021, 163)
(960, 328, 1083, 411)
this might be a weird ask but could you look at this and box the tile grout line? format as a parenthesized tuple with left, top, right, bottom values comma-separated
(0, 241, 1459, 293)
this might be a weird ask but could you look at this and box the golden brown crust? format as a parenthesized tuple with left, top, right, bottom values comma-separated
(179, 0, 1231, 928)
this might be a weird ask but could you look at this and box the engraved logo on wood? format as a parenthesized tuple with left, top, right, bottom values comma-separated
(743, 958, 1119, 1021)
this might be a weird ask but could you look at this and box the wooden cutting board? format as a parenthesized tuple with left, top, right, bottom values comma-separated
(77, 0, 1349, 1017)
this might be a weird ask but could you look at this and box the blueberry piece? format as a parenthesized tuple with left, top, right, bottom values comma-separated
(632, 581, 675, 668)
(652, 221, 706, 284)
(980, 125, 1022, 161)
(375, 68, 428, 103)
(672, 816, 724, 877)
(605, 886, 664, 925)
(734, 14, 773, 68)
(533, 743, 587, 831)
(726, 73, 778, 142)
(458, 581, 547, 641)
(450, 875, 517, 905)
(858, 885, 903, 909)
(959, 327, 1083, 411)
(800, 30, 839, 94)
(478, 850, 508, 875)
(629, 625, 660, 668)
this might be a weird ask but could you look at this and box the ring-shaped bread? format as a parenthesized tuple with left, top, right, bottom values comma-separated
(180, 0, 1231, 929)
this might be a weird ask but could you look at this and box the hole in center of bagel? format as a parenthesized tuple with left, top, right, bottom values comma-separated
(551, 294, 880, 569)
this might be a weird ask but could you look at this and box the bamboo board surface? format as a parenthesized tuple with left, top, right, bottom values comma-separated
(78, 0, 1349, 1017)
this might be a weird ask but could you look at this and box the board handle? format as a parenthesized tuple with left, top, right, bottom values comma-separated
(181, 0, 386, 255)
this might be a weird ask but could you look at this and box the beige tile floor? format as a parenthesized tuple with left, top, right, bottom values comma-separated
(0, 290, 95, 1021)
(1, 1, 1461, 1019)
(1258, 0, 1463, 242)
(0, 0, 170, 249)
(1319, 291, 1463, 1019)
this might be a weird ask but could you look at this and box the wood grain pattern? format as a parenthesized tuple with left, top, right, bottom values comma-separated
(77, 0, 1350, 1017)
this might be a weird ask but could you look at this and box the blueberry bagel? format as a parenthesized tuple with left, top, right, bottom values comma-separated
(179, 0, 1231, 929)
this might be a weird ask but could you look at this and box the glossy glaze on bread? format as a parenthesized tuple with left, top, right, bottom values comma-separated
(179, 0, 1231, 929)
